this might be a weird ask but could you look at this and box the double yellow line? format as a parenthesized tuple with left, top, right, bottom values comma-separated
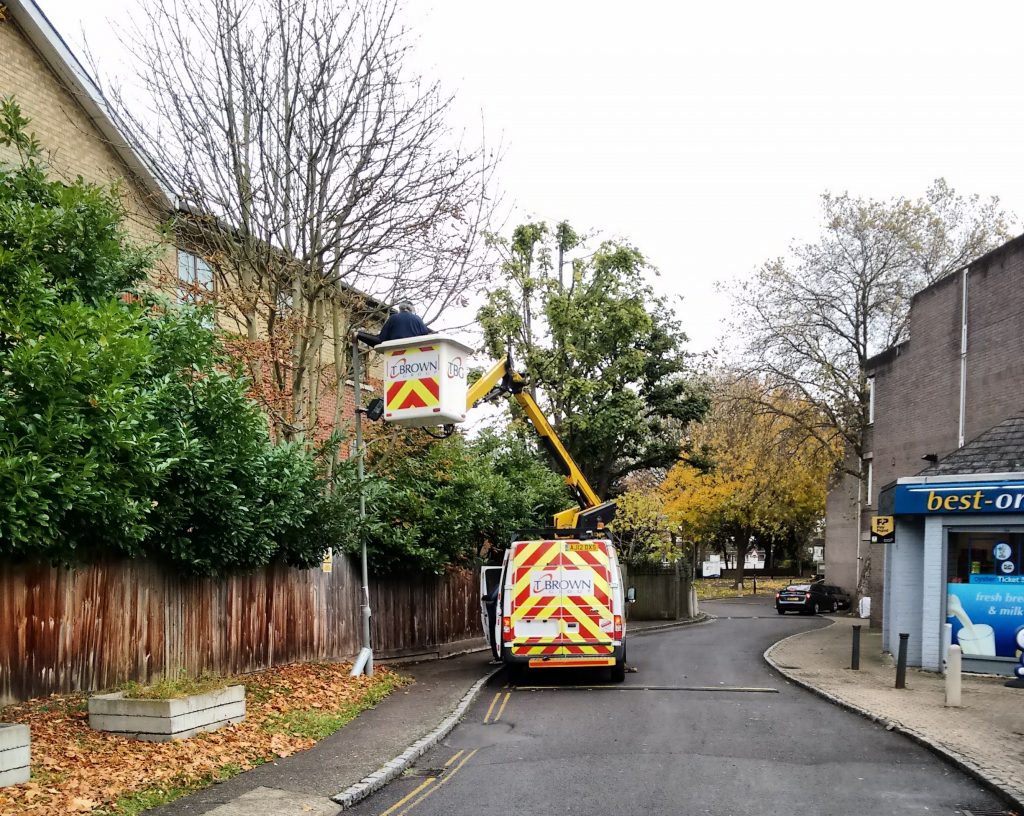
(483, 691, 511, 724)
(379, 749, 478, 816)
(378, 688, 512, 815)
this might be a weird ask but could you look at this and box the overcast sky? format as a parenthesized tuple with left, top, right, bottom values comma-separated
(38, 0, 1024, 354)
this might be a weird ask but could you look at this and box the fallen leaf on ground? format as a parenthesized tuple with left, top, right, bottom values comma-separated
(0, 663, 405, 816)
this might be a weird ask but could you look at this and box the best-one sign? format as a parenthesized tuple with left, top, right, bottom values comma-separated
(894, 482, 1024, 515)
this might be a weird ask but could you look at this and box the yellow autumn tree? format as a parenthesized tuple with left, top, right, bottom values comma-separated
(613, 486, 673, 562)
(662, 377, 839, 587)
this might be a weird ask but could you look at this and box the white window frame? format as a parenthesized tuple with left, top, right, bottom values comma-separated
(865, 459, 874, 507)
(867, 376, 875, 425)
(176, 249, 214, 302)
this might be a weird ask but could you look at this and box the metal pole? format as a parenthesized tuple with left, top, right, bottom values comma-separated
(895, 632, 909, 689)
(945, 645, 962, 707)
(851, 624, 861, 670)
(350, 336, 373, 678)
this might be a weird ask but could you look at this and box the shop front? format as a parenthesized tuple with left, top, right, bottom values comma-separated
(881, 474, 1024, 674)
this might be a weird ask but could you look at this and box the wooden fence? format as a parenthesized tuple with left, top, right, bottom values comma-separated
(0, 557, 481, 704)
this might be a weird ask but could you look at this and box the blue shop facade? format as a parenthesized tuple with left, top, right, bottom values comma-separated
(881, 474, 1024, 674)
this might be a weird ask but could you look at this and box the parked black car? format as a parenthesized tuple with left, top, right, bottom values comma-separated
(820, 584, 852, 611)
(776, 583, 833, 614)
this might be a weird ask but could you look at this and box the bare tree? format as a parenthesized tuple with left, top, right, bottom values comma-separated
(728, 181, 1015, 594)
(101, 0, 500, 442)
(730, 181, 1014, 471)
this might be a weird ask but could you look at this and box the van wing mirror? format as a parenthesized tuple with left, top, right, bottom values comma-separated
(626, 586, 637, 603)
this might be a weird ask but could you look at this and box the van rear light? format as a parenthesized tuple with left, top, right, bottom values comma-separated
(613, 614, 622, 639)
(502, 616, 511, 634)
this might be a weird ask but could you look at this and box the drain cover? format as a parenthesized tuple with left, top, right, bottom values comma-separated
(959, 807, 1014, 815)
(404, 768, 446, 778)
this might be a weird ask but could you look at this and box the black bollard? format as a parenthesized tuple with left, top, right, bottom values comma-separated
(895, 632, 909, 689)
(851, 624, 861, 670)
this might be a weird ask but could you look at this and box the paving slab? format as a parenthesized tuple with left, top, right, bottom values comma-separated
(766, 614, 1024, 811)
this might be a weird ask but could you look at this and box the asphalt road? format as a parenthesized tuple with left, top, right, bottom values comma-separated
(346, 596, 1004, 816)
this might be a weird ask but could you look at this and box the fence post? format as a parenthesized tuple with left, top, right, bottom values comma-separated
(895, 632, 909, 689)
(851, 624, 861, 670)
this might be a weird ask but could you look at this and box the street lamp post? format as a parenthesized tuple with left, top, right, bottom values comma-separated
(349, 334, 373, 677)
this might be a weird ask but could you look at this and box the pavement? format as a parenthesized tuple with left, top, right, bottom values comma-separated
(147, 653, 493, 816)
(140, 602, 1019, 810)
(766, 609, 1024, 812)
(345, 598, 1001, 816)
(142, 615, 707, 816)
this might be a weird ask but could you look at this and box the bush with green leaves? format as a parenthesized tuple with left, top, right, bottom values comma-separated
(0, 97, 574, 576)
(0, 97, 331, 573)
(356, 430, 570, 573)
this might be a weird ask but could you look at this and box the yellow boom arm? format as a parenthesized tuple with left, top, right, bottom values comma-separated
(467, 356, 615, 532)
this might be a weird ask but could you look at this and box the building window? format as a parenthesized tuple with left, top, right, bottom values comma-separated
(867, 376, 875, 425)
(865, 460, 873, 506)
(177, 249, 214, 302)
(946, 531, 1024, 659)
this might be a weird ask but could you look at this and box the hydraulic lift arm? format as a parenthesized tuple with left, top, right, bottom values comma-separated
(467, 356, 616, 533)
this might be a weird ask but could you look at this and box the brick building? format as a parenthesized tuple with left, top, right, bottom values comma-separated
(825, 232, 1024, 668)
(1, 0, 390, 442)
(0, 0, 172, 254)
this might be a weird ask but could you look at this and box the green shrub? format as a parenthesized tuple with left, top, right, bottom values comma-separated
(0, 97, 329, 573)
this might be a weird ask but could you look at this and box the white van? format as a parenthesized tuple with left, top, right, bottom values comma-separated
(481, 536, 631, 682)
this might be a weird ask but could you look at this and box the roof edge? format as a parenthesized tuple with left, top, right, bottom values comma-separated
(6, 0, 175, 209)
(896, 472, 1024, 486)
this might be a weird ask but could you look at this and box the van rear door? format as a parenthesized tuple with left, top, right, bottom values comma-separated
(509, 540, 562, 659)
(559, 540, 615, 658)
(509, 539, 615, 661)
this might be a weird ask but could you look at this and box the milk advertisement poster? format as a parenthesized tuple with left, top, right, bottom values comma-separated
(946, 583, 1024, 658)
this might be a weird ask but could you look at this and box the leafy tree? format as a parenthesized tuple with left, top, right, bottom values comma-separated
(611, 486, 672, 564)
(662, 378, 837, 587)
(358, 430, 570, 573)
(479, 221, 708, 497)
(0, 98, 332, 573)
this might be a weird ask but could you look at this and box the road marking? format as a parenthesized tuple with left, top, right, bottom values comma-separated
(514, 685, 778, 693)
(444, 750, 465, 767)
(378, 778, 435, 816)
(492, 692, 511, 722)
(391, 749, 478, 816)
(482, 692, 501, 723)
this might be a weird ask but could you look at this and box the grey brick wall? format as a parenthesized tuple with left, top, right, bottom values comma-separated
(824, 468, 860, 597)
(827, 234, 1024, 630)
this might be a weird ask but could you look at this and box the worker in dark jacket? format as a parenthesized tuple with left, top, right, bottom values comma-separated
(355, 302, 432, 347)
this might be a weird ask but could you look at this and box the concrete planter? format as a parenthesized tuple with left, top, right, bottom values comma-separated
(0, 723, 31, 787)
(88, 684, 245, 742)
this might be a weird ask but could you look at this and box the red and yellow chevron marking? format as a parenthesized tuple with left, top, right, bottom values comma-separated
(385, 346, 440, 411)
(510, 541, 561, 623)
(385, 376, 439, 411)
(508, 540, 618, 655)
(512, 644, 560, 657)
(563, 644, 614, 655)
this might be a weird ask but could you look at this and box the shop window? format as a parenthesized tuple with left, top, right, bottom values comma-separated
(946, 531, 1024, 660)
(177, 249, 214, 302)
